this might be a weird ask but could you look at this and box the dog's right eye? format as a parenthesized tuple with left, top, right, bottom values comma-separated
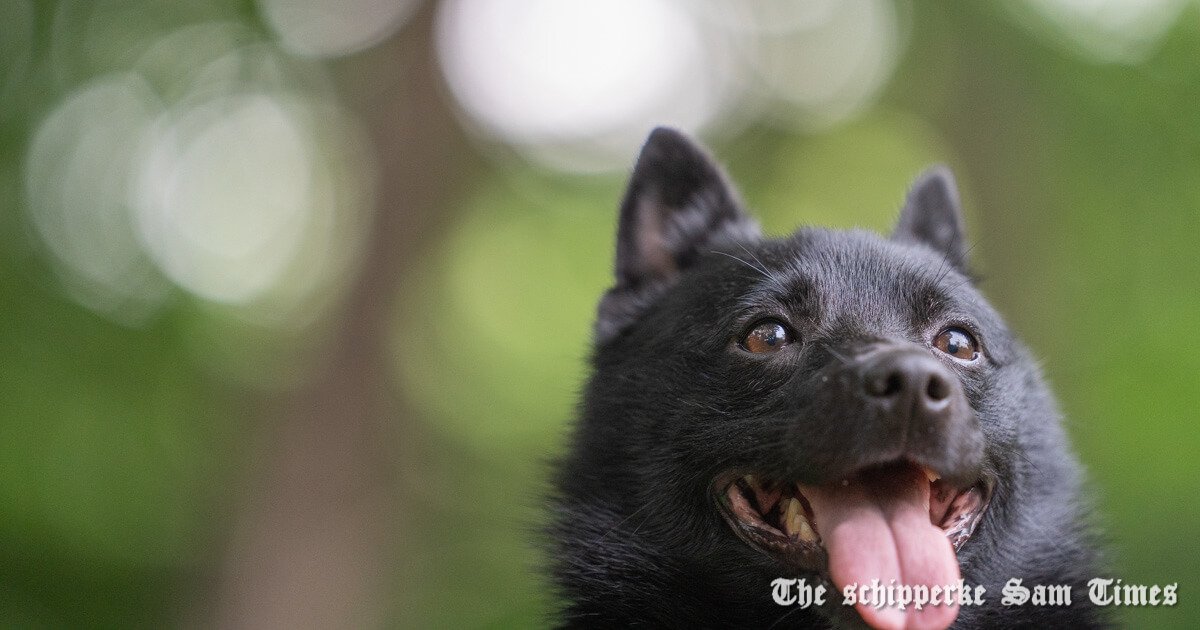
(741, 321, 794, 354)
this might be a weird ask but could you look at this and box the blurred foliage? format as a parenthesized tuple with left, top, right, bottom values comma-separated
(395, 174, 617, 455)
(0, 1, 1198, 629)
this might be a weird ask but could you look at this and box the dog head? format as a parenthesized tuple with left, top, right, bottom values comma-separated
(556, 128, 1074, 629)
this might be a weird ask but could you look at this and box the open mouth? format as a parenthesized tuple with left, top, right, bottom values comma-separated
(715, 461, 993, 568)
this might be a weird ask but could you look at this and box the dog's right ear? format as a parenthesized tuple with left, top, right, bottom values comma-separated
(596, 127, 759, 343)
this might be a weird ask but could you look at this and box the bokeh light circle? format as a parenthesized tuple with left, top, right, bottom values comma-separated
(133, 93, 315, 305)
(257, 0, 420, 58)
(701, 0, 904, 130)
(1015, 0, 1186, 64)
(436, 0, 737, 171)
(24, 73, 171, 323)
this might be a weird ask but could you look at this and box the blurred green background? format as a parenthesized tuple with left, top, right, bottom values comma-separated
(1, 1, 1197, 628)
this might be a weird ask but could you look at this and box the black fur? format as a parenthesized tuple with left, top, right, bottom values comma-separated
(548, 128, 1105, 629)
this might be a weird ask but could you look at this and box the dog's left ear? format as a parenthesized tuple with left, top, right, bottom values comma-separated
(892, 166, 968, 270)
(596, 127, 759, 343)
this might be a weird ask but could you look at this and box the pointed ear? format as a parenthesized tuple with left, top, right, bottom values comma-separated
(892, 165, 968, 270)
(596, 127, 759, 342)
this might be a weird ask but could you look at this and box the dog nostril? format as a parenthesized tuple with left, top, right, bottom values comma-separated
(926, 373, 951, 401)
(867, 371, 906, 397)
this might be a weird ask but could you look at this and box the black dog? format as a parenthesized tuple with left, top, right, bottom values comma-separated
(548, 128, 1105, 629)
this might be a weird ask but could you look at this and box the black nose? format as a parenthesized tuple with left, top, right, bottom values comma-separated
(780, 342, 982, 486)
(863, 350, 955, 414)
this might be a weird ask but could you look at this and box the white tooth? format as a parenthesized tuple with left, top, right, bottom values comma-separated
(744, 474, 756, 486)
(925, 467, 941, 483)
(783, 498, 802, 534)
(782, 498, 798, 531)
(783, 497, 818, 542)
(797, 517, 817, 542)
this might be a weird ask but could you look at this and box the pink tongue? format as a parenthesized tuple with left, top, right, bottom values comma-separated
(801, 466, 960, 630)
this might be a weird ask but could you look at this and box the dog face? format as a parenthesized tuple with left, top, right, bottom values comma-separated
(551, 128, 1099, 629)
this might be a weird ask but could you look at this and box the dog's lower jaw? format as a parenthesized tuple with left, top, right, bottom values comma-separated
(716, 463, 992, 561)
(714, 461, 994, 629)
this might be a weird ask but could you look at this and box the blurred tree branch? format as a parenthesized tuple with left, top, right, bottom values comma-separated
(210, 2, 471, 628)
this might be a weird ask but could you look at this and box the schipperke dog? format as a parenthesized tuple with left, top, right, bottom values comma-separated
(548, 128, 1105, 629)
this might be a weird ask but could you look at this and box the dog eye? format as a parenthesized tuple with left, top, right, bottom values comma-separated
(741, 321, 794, 354)
(934, 327, 979, 360)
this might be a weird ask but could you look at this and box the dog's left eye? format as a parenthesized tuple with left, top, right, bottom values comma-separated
(934, 327, 979, 361)
(741, 321, 794, 354)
